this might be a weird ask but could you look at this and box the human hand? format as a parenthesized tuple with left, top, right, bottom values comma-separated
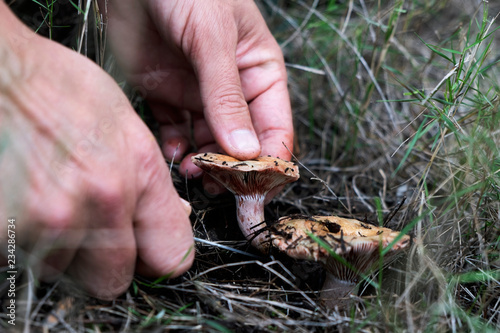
(103, 0, 294, 181)
(0, 4, 194, 300)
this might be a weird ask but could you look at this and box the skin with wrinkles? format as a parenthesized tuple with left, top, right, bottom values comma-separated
(0, 11, 195, 300)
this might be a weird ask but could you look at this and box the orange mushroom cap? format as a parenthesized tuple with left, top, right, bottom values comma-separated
(270, 215, 411, 282)
(192, 153, 300, 197)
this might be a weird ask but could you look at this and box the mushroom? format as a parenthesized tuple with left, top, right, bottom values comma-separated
(269, 215, 411, 310)
(191, 153, 300, 251)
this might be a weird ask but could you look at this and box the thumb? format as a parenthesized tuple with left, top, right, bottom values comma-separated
(133, 150, 194, 278)
(188, 8, 261, 160)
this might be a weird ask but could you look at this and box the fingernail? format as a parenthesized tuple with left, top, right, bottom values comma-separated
(179, 198, 192, 216)
(228, 129, 260, 156)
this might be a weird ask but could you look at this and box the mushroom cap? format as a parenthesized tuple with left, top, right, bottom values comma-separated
(270, 215, 411, 282)
(191, 153, 300, 196)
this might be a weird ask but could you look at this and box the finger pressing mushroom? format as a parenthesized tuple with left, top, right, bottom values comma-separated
(270, 215, 411, 311)
(192, 153, 299, 251)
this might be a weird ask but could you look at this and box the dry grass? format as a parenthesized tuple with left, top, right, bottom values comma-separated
(2, 0, 500, 332)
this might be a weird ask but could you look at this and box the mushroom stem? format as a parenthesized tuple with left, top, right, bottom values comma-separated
(320, 274, 357, 310)
(235, 194, 267, 250)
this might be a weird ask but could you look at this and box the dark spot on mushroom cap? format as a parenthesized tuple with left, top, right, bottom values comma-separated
(360, 222, 372, 229)
(326, 233, 338, 242)
(339, 230, 347, 252)
(326, 222, 341, 234)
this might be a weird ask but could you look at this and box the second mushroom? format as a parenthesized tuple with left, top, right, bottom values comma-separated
(270, 215, 411, 309)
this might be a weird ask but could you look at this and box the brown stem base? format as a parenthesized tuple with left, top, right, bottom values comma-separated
(320, 274, 357, 311)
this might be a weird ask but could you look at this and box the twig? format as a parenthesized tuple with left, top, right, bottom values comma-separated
(194, 237, 264, 260)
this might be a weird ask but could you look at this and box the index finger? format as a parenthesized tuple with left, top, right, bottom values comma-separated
(237, 42, 294, 161)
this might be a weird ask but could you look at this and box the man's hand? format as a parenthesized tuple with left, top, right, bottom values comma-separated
(104, 0, 294, 179)
(0, 3, 194, 300)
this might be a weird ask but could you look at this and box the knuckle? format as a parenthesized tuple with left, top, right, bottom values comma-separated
(43, 205, 75, 231)
(87, 176, 126, 218)
(134, 138, 167, 187)
(96, 185, 123, 210)
(26, 193, 76, 231)
(46, 206, 74, 230)
(209, 88, 248, 116)
(135, 137, 162, 170)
